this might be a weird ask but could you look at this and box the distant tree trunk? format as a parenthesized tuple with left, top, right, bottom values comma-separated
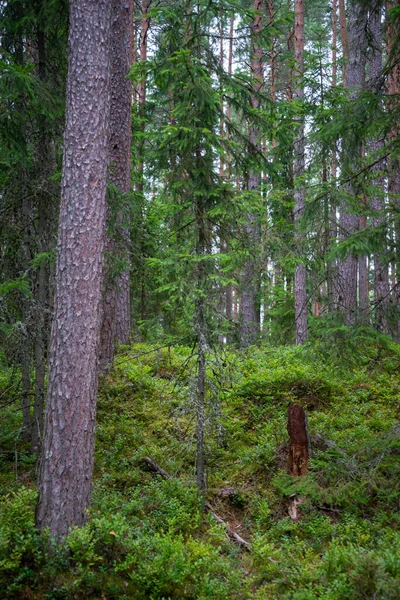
(240, 0, 263, 348)
(225, 14, 234, 327)
(369, 4, 390, 333)
(358, 146, 369, 322)
(328, 0, 338, 313)
(194, 185, 208, 490)
(336, 0, 367, 324)
(386, 0, 400, 340)
(287, 404, 309, 476)
(32, 26, 55, 455)
(36, 0, 111, 539)
(338, 0, 349, 82)
(293, 0, 307, 344)
(100, 0, 134, 368)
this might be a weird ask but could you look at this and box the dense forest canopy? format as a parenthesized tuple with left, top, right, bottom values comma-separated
(0, 0, 399, 598)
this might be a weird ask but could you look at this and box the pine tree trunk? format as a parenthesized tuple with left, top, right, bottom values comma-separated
(293, 0, 307, 344)
(327, 0, 338, 313)
(369, 4, 390, 333)
(240, 0, 263, 348)
(336, 0, 367, 325)
(36, 0, 111, 539)
(99, 0, 134, 368)
(386, 0, 400, 340)
(338, 0, 349, 82)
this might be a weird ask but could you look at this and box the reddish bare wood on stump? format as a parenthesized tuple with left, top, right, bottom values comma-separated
(287, 404, 309, 476)
(36, 0, 111, 539)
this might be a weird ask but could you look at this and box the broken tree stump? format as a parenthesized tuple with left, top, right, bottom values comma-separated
(287, 404, 310, 477)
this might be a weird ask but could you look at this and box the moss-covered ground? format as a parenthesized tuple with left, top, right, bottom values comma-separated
(0, 341, 399, 598)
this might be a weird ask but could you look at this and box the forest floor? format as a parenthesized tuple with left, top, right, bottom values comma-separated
(1, 339, 400, 599)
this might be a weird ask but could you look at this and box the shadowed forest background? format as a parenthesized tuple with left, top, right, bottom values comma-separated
(0, 0, 400, 598)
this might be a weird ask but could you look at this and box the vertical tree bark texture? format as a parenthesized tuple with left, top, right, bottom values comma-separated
(240, 0, 263, 348)
(336, 0, 367, 325)
(358, 145, 369, 322)
(100, 0, 134, 368)
(386, 0, 400, 341)
(338, 0, 349, 82)
(328, 0, 337, 312)
(224, 14, 234, 325)
(293, 0, 307, 344)
(32, 26, 56, 455)
(369, 4, 390, 333)
(195, 192, 207, 491)
(21, 166, 32, 443)
(36, 0, 111, 539)
(287, 404, 309, 476)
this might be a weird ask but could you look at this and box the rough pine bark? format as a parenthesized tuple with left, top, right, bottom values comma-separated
(36, 0, 111, 539)
(293, 0, 307, 344)
(99, 0, 134, 368)
(240, 0, 263, 348)
(336, 0, 367, 324)
(386, 0, 400, 340)
(369, 4, 390, 333)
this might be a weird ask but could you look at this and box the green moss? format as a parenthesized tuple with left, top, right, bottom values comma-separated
(1, 342, 399, 598)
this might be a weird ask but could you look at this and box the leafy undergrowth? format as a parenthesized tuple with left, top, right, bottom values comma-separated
(0, 341, 399, 598)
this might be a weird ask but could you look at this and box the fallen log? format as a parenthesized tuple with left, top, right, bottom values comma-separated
(141, 456, 250, 549)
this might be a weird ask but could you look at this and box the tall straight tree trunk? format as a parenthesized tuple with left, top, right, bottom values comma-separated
(195, 208, 207, 491)
(36, 0, 111, 539)
(100, 0, 134, 368)
(358, 144, 369, 321)
(336, 0, 367, 324)
(293, 0, 307, 344)
(225, 14, 234, 326)
(240, 0, 263, 348)
(328, 0, 338, 312)
(386, 0, 400, 340)
(32, 25, 55, 455)
(369, 3, 389, 333)
(338, 0, 349, 82)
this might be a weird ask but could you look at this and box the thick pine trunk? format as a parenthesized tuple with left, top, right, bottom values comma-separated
(293, 0, 307, 344)
(240, 0, 263, 348)
(36, 0, 111, 539)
